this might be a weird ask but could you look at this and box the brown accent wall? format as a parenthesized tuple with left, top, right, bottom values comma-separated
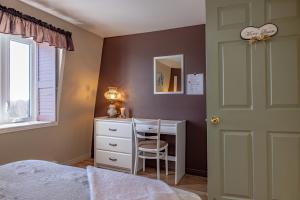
(95, 25, 207, 176)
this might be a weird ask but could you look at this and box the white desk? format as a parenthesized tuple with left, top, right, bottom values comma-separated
(94, 117, 186, 184)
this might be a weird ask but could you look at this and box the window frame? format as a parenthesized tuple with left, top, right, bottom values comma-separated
(0, 35, 37, 124)
(0, 34, 64, 134)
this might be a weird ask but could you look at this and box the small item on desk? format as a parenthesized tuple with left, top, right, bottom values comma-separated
(119, 107, 126, 118)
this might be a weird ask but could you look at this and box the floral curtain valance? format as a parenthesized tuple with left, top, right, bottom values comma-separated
(0, 4, 74, 51)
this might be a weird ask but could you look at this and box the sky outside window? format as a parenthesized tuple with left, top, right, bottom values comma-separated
(9, 40, 30, 119)
(9, 40, 30, 102)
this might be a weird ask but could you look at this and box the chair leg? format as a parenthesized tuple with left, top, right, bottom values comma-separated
(157, 156, 160, 180)
(143, 158, 145, 172)
(165, 148, 168, 176)
(134, 150, 138, 175)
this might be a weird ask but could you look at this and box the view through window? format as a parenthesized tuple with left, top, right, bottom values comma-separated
(0, 34, 59, 126)
(9, 40, 31, 121)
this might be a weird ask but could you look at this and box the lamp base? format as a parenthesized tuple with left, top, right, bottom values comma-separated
(107, 104, 118, 118)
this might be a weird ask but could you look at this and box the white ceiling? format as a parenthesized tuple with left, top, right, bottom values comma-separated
(19, 0, 206, 38)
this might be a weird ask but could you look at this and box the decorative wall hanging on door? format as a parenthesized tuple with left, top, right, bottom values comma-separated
(241, 23, 278, 44)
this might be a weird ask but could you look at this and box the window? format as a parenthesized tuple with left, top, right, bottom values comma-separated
(0, 34, 60, 127)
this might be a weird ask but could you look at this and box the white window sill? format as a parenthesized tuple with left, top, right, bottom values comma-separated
(0, 121, 58, 135)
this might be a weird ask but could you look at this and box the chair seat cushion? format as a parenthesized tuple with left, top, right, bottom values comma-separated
(138, 140, 168, 150)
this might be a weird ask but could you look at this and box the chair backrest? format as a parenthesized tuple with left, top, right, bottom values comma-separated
(132, 118, 161, 150)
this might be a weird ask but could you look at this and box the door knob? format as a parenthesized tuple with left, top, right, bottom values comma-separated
(211, 116, 220, 125)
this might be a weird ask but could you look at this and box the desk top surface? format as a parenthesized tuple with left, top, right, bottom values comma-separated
(95, 117, 185, 126)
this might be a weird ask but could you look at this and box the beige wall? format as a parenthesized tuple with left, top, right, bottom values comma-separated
(0, 0, 103, 164)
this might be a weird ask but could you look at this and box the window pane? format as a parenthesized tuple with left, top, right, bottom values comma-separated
(9, 40, 30, 120)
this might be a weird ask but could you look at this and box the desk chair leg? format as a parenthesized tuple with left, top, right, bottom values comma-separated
(165, 148, 168, 176)
(134, 150, 138, 175)
(142, 158, 145, 172)
(157, 156, 160, 180)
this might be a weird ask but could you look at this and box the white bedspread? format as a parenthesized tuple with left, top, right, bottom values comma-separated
(0, 160, 90, 200)
(87, 166, 179, 200)
(0, 160, 201, 200)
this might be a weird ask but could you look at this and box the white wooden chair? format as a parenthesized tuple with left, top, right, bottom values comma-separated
(132, 118, 168, 179)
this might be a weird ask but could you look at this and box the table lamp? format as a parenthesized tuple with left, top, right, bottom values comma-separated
(104, 87, 121, 118)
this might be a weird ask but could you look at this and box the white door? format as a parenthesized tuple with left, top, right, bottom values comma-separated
(206, 0, 300, 199)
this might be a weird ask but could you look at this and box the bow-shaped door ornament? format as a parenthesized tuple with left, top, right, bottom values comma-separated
(241, 23, 278, 44)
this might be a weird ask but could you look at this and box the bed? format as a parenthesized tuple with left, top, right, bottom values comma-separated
(0, 160, 201, 200)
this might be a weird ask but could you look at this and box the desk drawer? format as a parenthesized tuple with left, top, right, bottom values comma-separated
(95, 121, 132, 138)
(96, 136, 132, 154)
(95, 150, 131, 169)
(136, 124, 176, 135)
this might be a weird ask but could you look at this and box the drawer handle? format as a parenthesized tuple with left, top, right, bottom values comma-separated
(109, 157, 118, 162)
(109, 143, 118, 147)
(108, 128, 117, 132)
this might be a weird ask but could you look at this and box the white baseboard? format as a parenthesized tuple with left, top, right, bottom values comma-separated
(61, 153, 91, 166)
